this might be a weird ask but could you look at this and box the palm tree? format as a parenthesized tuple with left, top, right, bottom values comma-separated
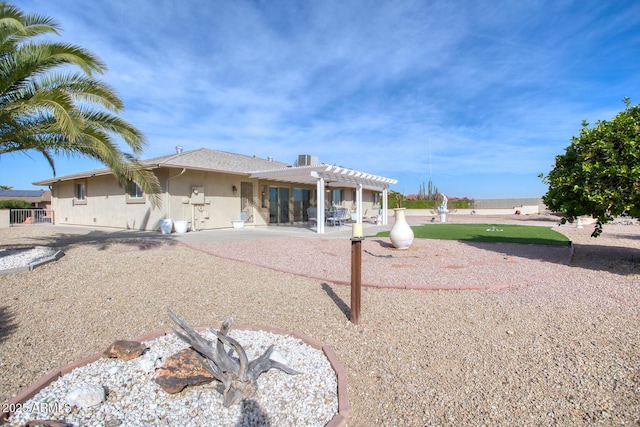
(0, 2, 161, 207)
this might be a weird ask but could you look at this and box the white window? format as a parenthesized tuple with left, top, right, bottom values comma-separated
(126, 181, 146, 204)
(127, 181, 143, 198)
(330, 189, 343, 206)
(76, 182, 86, 200)
(74, 181, 87, 205)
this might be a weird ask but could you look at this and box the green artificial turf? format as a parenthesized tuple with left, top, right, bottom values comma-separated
(375, 223, 571, 246)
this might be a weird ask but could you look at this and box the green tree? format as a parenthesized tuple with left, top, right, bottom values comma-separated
(0, 2, 161, 207)
(541, 98, 640, 237)
(0, 199, 30, 209)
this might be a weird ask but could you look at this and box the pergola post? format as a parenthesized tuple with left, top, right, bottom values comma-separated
(382, 188, 389, 225)
(316, 177, 325, 234)
(356, 183, 363, 223)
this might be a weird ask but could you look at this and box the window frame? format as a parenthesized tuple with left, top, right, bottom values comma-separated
(329, 189, 343, 206)
(74, 180, 87, 205)
(126, 180, 147, 204)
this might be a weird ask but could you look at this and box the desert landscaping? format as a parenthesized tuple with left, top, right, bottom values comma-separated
(0, 215, 639, 426)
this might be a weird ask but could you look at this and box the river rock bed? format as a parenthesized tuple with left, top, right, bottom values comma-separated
(0, 247, 58, 271)
(7, 329, 338, 427)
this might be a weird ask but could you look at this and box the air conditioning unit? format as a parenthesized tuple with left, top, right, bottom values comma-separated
(297, 154, 319, 166)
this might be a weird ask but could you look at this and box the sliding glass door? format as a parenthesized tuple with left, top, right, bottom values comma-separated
(269, 187, 290, 224)
(293, 188, 311, 222)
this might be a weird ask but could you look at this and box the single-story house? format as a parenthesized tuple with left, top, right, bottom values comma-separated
(33, 148, 397, 233)
(0, 189, 51, 209)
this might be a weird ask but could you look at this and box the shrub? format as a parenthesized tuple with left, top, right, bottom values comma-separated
(388, 198, 473, 209)
(0, 200, 33, 209)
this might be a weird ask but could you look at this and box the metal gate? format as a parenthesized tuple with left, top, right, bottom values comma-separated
(10, 209, 54, 225)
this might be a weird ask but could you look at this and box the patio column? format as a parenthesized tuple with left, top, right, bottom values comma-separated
(316, 177, 325, 234)
(382, 188, 389, 225)
(356, 184, 363, 223)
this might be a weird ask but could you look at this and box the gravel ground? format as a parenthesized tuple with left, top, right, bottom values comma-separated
(183, 237, 571, 290)
(1, 216, 639, 426)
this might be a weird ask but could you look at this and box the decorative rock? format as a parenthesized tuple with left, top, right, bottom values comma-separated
(103, 340, 148, 361)
(65, 384, 106, 408)
(270, 349, 290, 366)
(25, 421, 69, 427)
(137, 357, 155, 372)
(154, 348, 215, 394)
(137, 351, 164, 372)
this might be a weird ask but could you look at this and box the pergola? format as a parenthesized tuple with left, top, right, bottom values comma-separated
(249, 164, 397, 233)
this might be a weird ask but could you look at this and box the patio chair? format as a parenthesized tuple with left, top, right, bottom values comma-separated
(325, 208, 335, 226)
(307, 207, 318, 226)
(364, 209, 378, 224)
(328, 207, 349, 226)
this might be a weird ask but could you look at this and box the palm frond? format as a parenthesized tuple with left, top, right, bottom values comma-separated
(81, 110, 146, 153)
(0, 2, 161, 208)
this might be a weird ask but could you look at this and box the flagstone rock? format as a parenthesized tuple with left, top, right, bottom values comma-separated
(154, 348, 215, 394)
(103, 340, 148, 361)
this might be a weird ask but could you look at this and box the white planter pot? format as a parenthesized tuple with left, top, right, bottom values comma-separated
(174, 220, 189, 233)
(389, 208, 414, 249)
(159, 219, 173, 234)
(232, 220, 245, 229)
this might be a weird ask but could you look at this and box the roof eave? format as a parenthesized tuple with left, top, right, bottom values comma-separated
(154, 162, 251, 176)
(32, 170, 112, 186)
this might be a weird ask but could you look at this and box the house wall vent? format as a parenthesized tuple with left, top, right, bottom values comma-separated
(297, 154, 319, 166)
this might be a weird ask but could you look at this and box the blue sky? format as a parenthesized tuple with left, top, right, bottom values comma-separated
(3, 0, 639, 198)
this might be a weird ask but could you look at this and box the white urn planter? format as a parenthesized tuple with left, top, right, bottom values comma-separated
(158, 219, 173, 234)
(389, 208, 414, 249)
(173, 220, 189, 233)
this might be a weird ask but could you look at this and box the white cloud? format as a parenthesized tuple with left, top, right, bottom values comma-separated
(10, 0, 640, 197)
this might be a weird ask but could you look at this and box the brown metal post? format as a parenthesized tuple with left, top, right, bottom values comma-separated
(350, 237, 363, 324)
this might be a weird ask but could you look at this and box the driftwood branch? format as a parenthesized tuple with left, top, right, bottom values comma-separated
(166, 307, 301, 407)
(25, 421, 70, 427)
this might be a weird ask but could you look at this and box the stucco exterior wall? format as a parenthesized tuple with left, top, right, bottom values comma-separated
(163, 169, 259, 230)
(48, 167, 387, 231)
(50, 169, 255, 231)
(0, 209, 9, 228)
(52, 175, 167, 230)
(400, 205, 540, 218)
